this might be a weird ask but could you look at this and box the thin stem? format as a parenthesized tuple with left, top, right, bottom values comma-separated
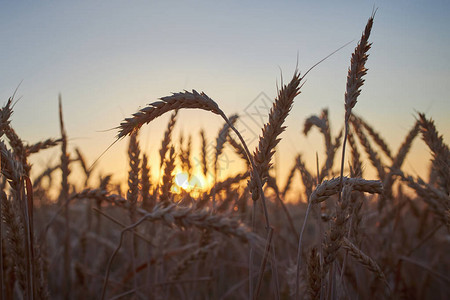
(338, 122, 350, 201)
(220, 111, 270, 230)
(295, 200, 312, 299)
(254, 227, 274, 299)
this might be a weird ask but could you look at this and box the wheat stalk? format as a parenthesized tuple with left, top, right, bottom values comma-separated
(266, 175, 299, 239)
(127, 132, 142, 292)
(321, 183, 354, 277)
(58, 95, 71, 299)
(337, 13, 375, 207)
(0, 139, 35, 298)
(344, 15, 373, 123)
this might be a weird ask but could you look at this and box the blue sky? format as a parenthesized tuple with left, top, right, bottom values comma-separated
(1, 1, 449, 192)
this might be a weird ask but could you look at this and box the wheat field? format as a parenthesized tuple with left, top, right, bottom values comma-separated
(1, 15, 449, 299)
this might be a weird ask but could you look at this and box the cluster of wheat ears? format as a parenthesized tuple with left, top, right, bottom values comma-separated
(0, 14, 449, 299)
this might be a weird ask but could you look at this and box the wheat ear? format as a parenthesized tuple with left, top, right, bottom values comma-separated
(296, 154, 314, 199)
(1, 192, 27, 295)
(215, 114, 238, 178)
(227, 133, 249, 167)
(117, 90, 221, 139)
(281, 158, 297, 199)
(392, 120, 420, 170)
(351, 116, 386, 179)
(160, 146, 176, 206)
(397, 172, 449, 230)
(304, 108, 332, 159)
(347, 131, 363, 177)
(383, 120, 420, 200)
(127, 131, 140, 224)
(159, 109, 178, 169)
(25, 138, 61, 155)
(58, 95, 71, 298)
(169, 242, 218, 281)
(342, 237, 389, 288)
(4, 125, 29, 175)
(200, 129, 208, 176)
(141, 154, 153, 211)
(338, 13, 374, 200)
(319, 128, 343, 182)
(310, 176, 382, 204)
(250, 71, 302, 201)
(306, 247, 321, 300)
(321, 183, 354, 278)
(354, 114, 392, 159)
(0, 98, 13, 138)
(418, 113, 450, 194)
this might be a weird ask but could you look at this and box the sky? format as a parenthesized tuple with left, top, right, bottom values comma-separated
(1, 1, 449, 197)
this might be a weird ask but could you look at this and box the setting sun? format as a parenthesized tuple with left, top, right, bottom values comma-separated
(170, 170, 212, 196)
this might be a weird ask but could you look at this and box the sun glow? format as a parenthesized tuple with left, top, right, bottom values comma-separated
(170, 170, 213, 197)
